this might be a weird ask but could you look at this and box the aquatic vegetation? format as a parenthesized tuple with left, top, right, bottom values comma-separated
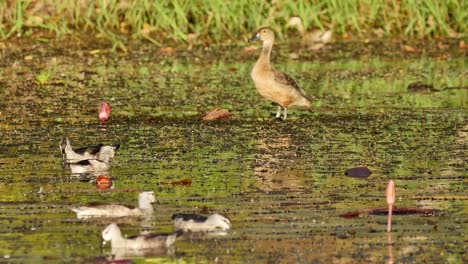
(0, 0, 466, 49)
(35, 70, 51, 85)
(0, 35, 466, 262)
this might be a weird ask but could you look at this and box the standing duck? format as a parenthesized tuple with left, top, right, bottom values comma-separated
(60, 137, 120, 164)
(71, 191, 155, 219)
(250, 27, 314, 120)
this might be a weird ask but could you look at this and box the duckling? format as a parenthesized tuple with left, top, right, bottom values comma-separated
(102, 223, 182, 251)
(68, 145, 118, 174)
(288, 17, 333, 50)
(249, 27, 314, 120)
(71, 191, 155, 219)
(60, 137, 120, 164)
(171, 213, 231, 232)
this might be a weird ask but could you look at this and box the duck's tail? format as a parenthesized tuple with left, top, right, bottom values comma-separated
(70, 207, 81, 214)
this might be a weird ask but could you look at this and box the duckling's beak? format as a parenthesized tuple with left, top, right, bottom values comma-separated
(249, 32, 260, 42)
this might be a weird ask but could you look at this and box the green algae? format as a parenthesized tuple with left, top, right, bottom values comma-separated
(0, 40, 466, 263)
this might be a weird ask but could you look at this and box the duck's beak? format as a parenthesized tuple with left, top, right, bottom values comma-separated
(248, 32, 260, 42)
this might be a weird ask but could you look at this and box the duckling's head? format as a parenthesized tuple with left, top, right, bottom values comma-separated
(207, 214, 231, 230)
(102, 223, 121, 245)
(249, 27, 275, 43)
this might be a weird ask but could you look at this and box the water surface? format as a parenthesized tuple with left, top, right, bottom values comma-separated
(0, 39, 466, 263)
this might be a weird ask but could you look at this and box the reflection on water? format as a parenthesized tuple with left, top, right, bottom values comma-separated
(255, 134, 308, 192)
(105, 244, 176, 260)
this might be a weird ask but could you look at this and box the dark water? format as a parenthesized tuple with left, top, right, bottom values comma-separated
(0, 40, 466, 263)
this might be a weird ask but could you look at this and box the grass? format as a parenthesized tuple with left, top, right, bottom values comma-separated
(0, 0, 466, 50)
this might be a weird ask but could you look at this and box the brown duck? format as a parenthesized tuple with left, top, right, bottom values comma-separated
(250, 27, 314, 120)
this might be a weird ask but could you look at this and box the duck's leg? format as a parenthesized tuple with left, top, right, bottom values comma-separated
(283, 108, 288, 120)
(275, 106, 282, 119)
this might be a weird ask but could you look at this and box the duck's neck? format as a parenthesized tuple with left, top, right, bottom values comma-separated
(138, 199, 154, 211)
(110, 229, 127, 247)
(254, 39, 273, 69)
(258, 40, 273, 66)
(295, 23, 306, 36)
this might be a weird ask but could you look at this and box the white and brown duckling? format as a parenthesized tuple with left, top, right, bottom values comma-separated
(249, 27, 314, 120)
(171, 213, 231, 232)
(288, 17, 333, 50)
(71, 191, 155, 219)
(68, 145, 118, 174)
(102, 223, 183, 250)
(60, 137, 120, 164)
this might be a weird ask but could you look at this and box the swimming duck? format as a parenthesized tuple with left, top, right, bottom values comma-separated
(287, 17, 333, 50)
(171, 213, 231, 232)
(71, 191, 155, 218)
(68, 145, 118, 174)
(102, 223, 182, 251)
(60, 137, 120, 164)
(249, 27, 314, 120)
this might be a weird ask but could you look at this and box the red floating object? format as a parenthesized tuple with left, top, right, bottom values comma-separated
(96, 175, 113, 189)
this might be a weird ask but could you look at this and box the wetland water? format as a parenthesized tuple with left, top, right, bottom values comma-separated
(0, 39, 466, 263)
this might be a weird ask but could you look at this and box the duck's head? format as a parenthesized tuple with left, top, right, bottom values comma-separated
(139, 191, 156, 204)
(207, 214, 231, 230)
(97, 145, 118, 163)
(102, 223, 121, 246)
(287, 17, 303, 28)
(249, 27, 275, 43)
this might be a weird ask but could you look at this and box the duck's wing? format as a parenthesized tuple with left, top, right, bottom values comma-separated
(171, 213, 207, 222)
(74, 144, 104, 155)
(273, 70, 315, 101)
(74, 160, 92, 166)
(85, 202, 136, 210)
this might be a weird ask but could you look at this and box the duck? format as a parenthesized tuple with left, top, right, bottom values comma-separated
(70, 191, 155, 219)
(68, 145, 118, 174)
(287, 17, 333, 50)
(249, 27, 314, 120)
(102, 223, 182, 254)
(60, 137, 120, 164)
(171, 213, 231, 232)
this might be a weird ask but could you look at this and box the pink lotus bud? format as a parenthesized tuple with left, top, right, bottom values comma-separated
(386, 180, 396, 232)
(99, 101, 111, 123)
(386, 180, 396, 205)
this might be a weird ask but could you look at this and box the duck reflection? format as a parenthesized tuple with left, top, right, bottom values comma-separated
(255, 134, 308, 192)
